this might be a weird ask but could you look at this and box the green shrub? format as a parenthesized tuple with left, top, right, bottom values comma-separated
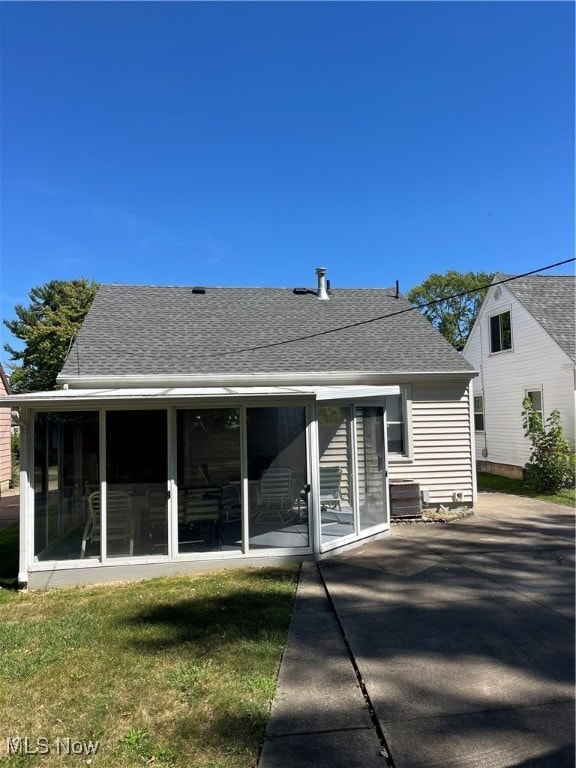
(522, 397, 574, 494)
(10, 430, 20, 488)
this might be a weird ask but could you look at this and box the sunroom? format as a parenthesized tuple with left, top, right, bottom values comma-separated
(12, 385, 400, 587)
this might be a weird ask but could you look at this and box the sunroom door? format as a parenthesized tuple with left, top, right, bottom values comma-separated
(356, 405, 388, 531)
(176, 408, 242, 554)
(318, 405, 355, 546)
(105, 410, 168, 558)
(318, 403, 388, 548)
(246, 406, 309, 550)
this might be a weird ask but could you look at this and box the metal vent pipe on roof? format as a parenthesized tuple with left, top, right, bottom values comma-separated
(316, 267, 329, 300)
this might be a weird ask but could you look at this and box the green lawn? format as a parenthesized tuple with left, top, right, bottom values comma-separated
(0, 566, 298, 767)
(477, 472, 576, 507)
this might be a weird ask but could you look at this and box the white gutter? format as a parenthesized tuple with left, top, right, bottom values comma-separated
(3, 384, 403, 408)
(56, 369, 478, 390)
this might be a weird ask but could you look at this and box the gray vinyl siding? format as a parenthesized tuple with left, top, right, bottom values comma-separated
(318, 413, 352, 504)
(388, 381, 474, 505)
(355, 412, 366, 502)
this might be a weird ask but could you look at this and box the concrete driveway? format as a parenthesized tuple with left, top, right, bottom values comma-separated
(260, 492, 575, 768)
(0, 489, 19, 531)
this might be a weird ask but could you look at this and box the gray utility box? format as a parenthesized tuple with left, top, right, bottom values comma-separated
(389, 479, 422, 519)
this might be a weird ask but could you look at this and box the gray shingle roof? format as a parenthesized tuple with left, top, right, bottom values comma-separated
(501, 274, 575, 362)
(60, 284, 474, 379)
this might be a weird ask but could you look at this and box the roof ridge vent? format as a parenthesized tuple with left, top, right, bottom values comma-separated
(192, 286, 206, 295)
(316, 267, 329, 300)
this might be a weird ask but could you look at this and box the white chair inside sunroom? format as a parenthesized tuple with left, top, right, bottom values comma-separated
(254, 467, 293, 524)
(319, 466, 347, 525)
(319, 466, 342, 511)
(81, 491, 134, 558)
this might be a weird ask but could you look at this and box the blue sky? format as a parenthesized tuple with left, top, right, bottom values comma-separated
(1, 1, 574, 363)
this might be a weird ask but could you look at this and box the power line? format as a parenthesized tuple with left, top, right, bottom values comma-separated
(232, 258, 575, 355)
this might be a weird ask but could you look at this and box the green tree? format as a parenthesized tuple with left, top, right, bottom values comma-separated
(406, 270, 494, 350)
(521, 396, 574, 494)
(3, 278, 98, 392)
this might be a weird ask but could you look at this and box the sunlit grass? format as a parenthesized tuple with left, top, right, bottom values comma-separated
(477, 472, 575, 507)
(0, 567, 298, 767)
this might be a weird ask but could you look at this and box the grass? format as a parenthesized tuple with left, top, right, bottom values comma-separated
(0, 566, 298, 767)
(477, 472, 575, 507)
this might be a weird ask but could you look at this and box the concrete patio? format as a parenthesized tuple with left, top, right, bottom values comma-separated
(259, 492, 575, 768)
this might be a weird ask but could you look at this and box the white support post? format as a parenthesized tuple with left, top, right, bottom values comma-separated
(240, 405, 248, 555)
(18, 407, 31, 585)
(99, 409, 107, 561)
(167, 406, 177, 558)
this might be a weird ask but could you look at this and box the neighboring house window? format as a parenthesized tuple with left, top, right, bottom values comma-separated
(386, 390, 411, 458)
(474, 394, 485, 432)
(526, 389, 543, 423)
(489, 311, 512, 353)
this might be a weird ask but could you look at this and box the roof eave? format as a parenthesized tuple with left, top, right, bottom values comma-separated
(56, 369, 477, 390)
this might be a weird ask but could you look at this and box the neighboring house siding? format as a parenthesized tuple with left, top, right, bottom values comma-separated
(389, 381, 474, 504)
(465, 283, 575, 471)
(0, 371, 11, 492)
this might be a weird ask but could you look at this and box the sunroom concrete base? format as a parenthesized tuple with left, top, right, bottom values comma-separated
(23, 554, 314, 590)
(22, 555, 314, 590)
(22, 529, 394, 590)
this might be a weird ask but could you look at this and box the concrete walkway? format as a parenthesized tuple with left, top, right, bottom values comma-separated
(259, 493, 575, 768)
(0, 488, 19, 531)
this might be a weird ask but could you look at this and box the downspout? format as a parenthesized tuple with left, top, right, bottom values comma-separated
(469, 385, 478, 503)
(479, 318, 489, 460)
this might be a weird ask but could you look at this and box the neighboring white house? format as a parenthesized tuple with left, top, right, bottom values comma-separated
(5, 268, 478, 589)
(463, 273, 575, 478)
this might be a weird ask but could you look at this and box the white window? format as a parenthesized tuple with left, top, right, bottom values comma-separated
(474, 394, 485, 432)
(525, 389, 543, 422)
(386, 388, 412, 459)
(490, 310, 512, 353)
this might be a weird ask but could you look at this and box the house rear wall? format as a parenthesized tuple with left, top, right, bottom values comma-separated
(389, 381, 474, 506)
